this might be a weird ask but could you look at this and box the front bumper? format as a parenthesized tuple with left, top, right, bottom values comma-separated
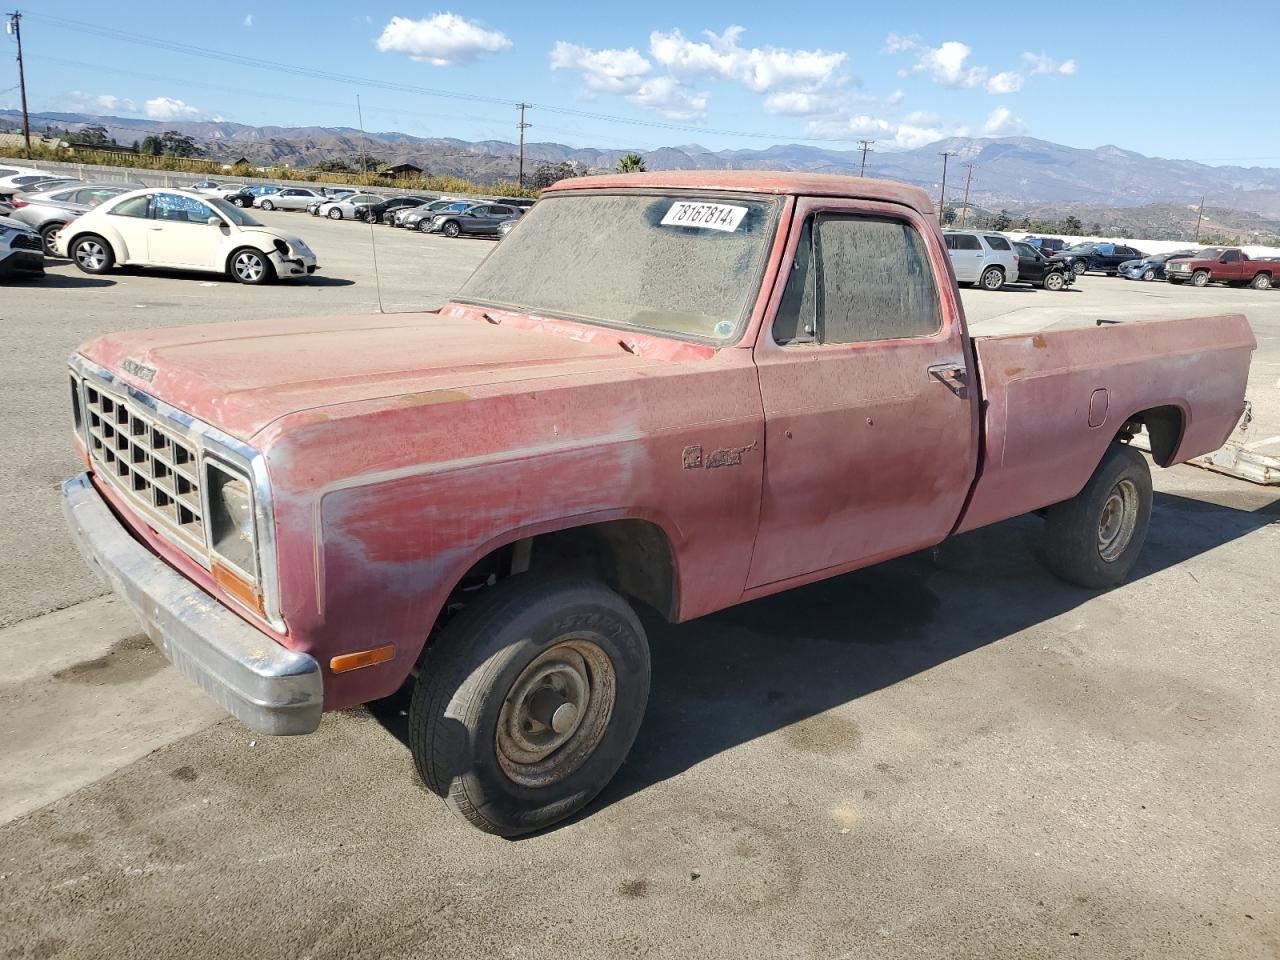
(61, 473, 322, 735)
(0, 249, 44, 277)
(270, 250, 319, 278)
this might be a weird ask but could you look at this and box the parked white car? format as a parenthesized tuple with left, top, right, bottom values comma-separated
(942, 230, 1021, 290)
(0, 169, 57, 198)
(56, 188, 318, 284)
(315, 193, 384, 220)
(254, 187, 324, 211)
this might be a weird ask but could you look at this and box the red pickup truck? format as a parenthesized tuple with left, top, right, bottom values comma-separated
(1165, 247, 1276, 289)
(62, 172, 1255, 835)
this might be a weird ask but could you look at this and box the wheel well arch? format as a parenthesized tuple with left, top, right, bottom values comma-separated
(1115, 404, 1186, 467)
(444, 518, 680, 625)
(224, 243, 273, 272)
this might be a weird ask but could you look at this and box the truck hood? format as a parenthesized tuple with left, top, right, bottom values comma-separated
(79, 311, 663, 440)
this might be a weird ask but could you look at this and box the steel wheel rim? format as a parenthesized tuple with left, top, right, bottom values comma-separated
(234, 251, 264, 282)
(76, 240, 104, 270)
(42, 229, 59, 256)
(496, 636, 616, 788)
(1097, 478, 1139, 562)
(983, 270, 1001, 289)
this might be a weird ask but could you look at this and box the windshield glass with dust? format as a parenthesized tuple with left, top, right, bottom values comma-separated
(455, 192, 781, 342)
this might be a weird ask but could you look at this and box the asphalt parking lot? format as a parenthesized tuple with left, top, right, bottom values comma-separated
(2, 213, 1277, 959)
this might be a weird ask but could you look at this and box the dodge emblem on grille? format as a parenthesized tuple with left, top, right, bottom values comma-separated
(122, 358, 157, 382)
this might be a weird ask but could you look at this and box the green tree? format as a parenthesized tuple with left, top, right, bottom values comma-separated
(992, 208, 1013, 231)
(139, 135, 163, 156)
(1018, 216, 1031, 231)
(1063, 215, 1083, 233)
(532, 161, 580, 190)
(313, 158, 354, 173)
(76, 125, 111, 146)
(616, 152, 646, 173)
(157, 131, 198, 157)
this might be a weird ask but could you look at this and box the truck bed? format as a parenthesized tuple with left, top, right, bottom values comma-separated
(955, 314, 1256, 533)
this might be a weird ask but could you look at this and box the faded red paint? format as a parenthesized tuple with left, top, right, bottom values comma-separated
(75, 172, 1256, 714)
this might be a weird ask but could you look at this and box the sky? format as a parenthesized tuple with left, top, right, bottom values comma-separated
(6, 1, 1279, 166)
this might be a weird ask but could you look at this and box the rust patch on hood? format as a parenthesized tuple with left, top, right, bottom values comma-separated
(1031, 335, 1048, 349)
(401, 390, 472, 408)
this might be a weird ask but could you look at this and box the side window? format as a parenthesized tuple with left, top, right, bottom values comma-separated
(153, 193, 216, 224)
(817, 215, 942, 344)
(76, 188, 117, 206)
(110, 195, 152, 218)
(984, 235, 1012, 251)
(773, 219, 816, 344)
(950, 234, 980, 250)
(1222, 250, 1240, 263)
(1097, 243, 1115, 255)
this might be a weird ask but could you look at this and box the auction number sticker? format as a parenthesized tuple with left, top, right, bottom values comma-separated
(661, 201, 748, 232)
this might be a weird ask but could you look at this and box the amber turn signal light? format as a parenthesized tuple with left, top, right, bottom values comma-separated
(212, 561, 265, 617)
(330, 644, 396, 674)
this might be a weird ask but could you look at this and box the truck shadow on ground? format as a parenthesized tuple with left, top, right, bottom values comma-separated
(367, 486, 1278, 829)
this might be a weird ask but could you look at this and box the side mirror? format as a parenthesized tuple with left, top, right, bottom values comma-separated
(207, 216, 223, 227)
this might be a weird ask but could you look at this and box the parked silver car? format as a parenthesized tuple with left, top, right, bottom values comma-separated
(942, 230, 1021, 290)
(315, 193, 384, 220)
(254, 187, 325, 211)
(9, 183, 134, 255)
(401, 200, 473, 232)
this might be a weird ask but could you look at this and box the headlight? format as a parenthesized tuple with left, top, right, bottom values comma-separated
(206, 459, 257, 579)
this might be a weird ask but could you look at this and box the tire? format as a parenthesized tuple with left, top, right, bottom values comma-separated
(1043, 271, 1066, 291)
(1071, 260, 1087, 276)
(980, 265, 1005, 291)
(442, 220, 461, 239)
(1043, 444, 1152, 589)
(232, 197, 248, 208)
(228, 247, 274, 285)
(1142, 268, 1156, 281)
(70, 234, 114, 274)
(1250, 273, 1272, 290)
(408, 574, 651, 837)
(327, 208, 342, 220)
(364, 211, 378, 224)
(259, 199, 275, 211)
(1191, 270, 1210, 287)
(39, 222, 65, 257)
(417, 220, 433, 233)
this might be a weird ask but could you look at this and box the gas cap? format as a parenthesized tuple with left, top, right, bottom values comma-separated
(1088, 388, 1110, 428)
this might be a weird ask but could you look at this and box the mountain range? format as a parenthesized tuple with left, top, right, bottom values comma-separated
(6, 109, 1280, 221)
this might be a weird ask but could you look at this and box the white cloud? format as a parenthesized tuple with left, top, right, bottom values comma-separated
(909, 40, 987, 88)
(375, 13, 512, 66)
(1022, 52, 1075, 76)
(649, 26, 845, 93)
(903, 110, 939, 125)
(243, 13, 253, 27)
(627, 76, 708, 121)
(885, 88, 905, 106)
(986, 70, 1023, 94)
(983, 105, 1026, 136)
(67, 91, 138, 114)
(763, 90, 840, 116)
(882, 33, 920, 55)
(550, 41, 651, 94)
(145, 96, 202, 121)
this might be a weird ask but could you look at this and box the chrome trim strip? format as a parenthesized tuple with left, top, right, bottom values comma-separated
(68, 354, 286, 633)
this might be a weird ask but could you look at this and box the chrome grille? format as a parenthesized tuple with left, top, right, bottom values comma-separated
(81, 379, 206, 553)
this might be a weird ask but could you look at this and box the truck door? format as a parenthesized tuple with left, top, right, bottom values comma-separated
(1220, 249, 1242, 281)
(747, 198, 979, 590)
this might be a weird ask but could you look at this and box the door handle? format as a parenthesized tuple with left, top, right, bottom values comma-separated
(928, 362, 968, 398)
(150, 227, 163, 231)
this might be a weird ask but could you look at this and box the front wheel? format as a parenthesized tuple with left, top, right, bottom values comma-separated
(229, 247, 274, 285)
(1250, 273, 1272, 290)
(1142, 268, 1156, 281)
(408, 574, 651, 836)
(1043, 271, 1066, 291)
(416, 220, 433, 233)
(327, 208, 342, 220)
(1043, 444, 1152, 589)
(70, 234, 114, 274)
(1191, 270, 1210, 287)
(980, 266, 1005, 291)
(259, 199, 275, 211)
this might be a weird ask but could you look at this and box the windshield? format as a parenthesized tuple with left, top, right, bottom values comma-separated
(209, 198, 262, 226)
(1064, 243, 1093, 253)
(456, 192, 781, 342)
(1190, 248, 1223, 259)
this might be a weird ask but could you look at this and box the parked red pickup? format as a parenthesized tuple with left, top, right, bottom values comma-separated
(62, 172, 1255, 835)
(1165, 247, 1276, 289)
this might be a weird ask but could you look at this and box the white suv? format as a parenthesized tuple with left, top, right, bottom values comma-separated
(943, 230, 1020, 290)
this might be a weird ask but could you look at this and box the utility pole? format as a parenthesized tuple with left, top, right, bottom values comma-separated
(355, 94, 369, 182)
(1194, 196, 1205, 243)
(516, 103, 532, 189)
(857, 139, 875, 177)
(937, 151, 957, 217)
(958, 163, 975, 227)
(6, 11, 30, 157)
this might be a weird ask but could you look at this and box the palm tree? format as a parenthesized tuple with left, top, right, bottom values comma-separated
(616, 153, 646, 174)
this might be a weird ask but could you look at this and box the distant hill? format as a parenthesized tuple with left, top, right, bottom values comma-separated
(6, 109, 1280, 223)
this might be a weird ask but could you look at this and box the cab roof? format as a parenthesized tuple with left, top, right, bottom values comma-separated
(543, 170, 936, 219)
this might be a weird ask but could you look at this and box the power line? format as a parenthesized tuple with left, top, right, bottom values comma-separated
(25, 12, 873, 144)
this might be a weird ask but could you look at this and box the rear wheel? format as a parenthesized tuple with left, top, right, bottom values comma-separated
(408, 574, 650, 836)
(1043, 271, 1066, 291)
(1043, 444, 1152, 589)
(980, 266, 1005, 290)
(1192, 270, 1211, 287)
(1071, 260, 1087, 276)
(1250, 273, 1272, 290)
(70, 234, 114, 274)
